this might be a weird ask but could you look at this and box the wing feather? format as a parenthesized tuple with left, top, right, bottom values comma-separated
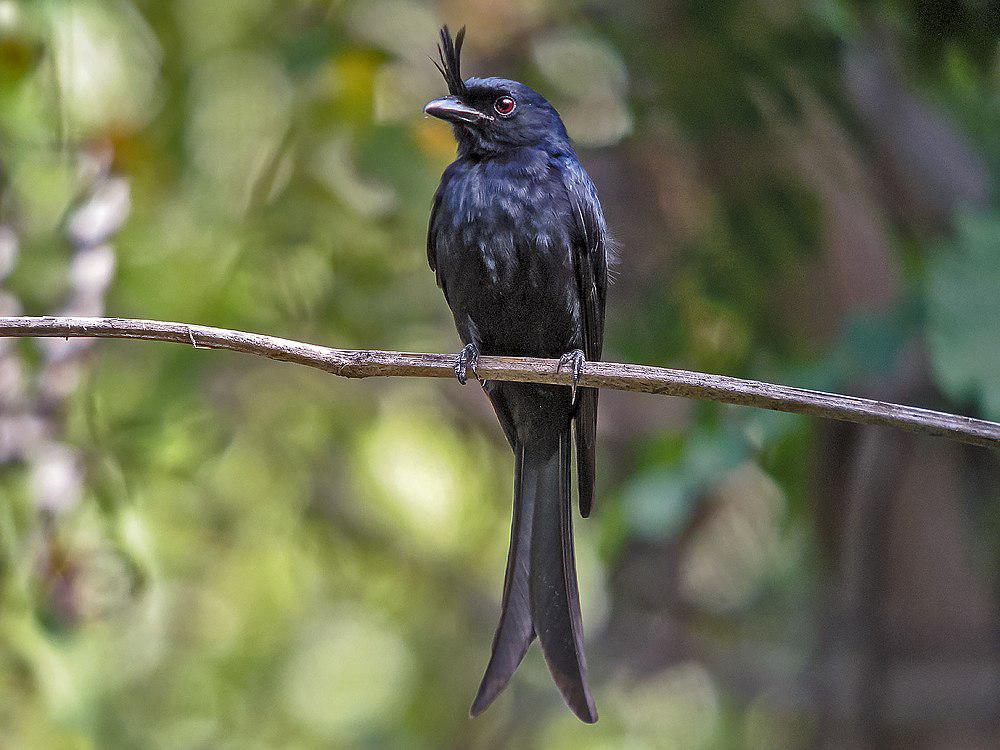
(557, 158, 608, 517)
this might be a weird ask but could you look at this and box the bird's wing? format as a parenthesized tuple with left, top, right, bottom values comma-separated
(558, 157, 607, 363)
(557, 157, 608, 518)
(427, 179, 445, 283)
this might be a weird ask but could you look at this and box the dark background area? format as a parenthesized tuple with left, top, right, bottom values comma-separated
(0, 1, 997, 747)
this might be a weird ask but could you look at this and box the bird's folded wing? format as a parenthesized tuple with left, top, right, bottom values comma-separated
(557, 157, 608, 517)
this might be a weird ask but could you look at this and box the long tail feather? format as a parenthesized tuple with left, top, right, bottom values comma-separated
(470, 446, 535, 716)
(530, 431, 596, 722)
(574, 387, 598, 517)
(471, 430, 596, 722)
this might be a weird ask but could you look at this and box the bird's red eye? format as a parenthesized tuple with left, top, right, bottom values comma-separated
(494, 96, 516, 115)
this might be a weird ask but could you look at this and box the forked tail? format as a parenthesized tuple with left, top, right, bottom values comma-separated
(470, 429, 596, 723)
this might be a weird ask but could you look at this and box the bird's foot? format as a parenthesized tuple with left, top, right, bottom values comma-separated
(454, 343, 480, 386)
(557, 349, 586, 404)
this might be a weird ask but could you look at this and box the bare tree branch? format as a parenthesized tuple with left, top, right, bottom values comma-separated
(1, 315, 997, 449)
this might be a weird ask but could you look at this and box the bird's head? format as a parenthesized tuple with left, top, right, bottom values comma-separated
(424, 26, 570, 156)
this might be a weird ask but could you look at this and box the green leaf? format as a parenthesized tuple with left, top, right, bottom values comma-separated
(621, 429, 747, 539)
(926, 209, 1000, 418)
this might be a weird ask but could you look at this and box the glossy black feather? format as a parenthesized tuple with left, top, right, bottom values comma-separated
(560, 162, 607, 517)
(528, 430, 596, 722)
(436, 26, 467, 97)
(470, 443, 534, 716)
(425, 26, 608, 722)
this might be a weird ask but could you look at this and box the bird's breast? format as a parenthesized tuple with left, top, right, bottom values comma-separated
(437, 172, 571, 288)
(433, 165, 581, 357)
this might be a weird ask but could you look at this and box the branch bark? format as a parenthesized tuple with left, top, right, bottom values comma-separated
(1, 316, 997, 449)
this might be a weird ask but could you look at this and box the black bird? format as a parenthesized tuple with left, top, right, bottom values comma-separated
(424, 26, 609, 723)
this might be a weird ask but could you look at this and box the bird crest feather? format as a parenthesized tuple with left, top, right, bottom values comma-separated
(433, 25, 467, 97)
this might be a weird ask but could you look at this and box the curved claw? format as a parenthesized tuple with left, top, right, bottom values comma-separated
(557, 349, 586, 404)
(455, 343, 480, 386)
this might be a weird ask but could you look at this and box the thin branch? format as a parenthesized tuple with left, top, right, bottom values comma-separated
(0, 316, 997, 449)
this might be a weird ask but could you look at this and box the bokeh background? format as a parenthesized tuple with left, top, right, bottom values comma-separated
(1, 1, 997, 747)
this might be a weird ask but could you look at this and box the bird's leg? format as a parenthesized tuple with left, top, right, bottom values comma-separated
(454, 342, 480, 386)
(557, 349, 586, 404)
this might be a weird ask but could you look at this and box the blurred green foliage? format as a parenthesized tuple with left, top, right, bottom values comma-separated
(927, 209, 1000, 417)
(0, 0, 996, 747)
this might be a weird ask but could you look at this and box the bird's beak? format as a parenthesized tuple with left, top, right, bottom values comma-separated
(423, 96, 486, 124)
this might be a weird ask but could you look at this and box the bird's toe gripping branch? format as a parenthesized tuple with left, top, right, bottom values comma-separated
(557, 349, 586, 403)
(455, 342, 481, 385)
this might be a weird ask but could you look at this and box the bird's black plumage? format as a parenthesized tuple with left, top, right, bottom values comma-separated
(424, 27, 609, 723)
